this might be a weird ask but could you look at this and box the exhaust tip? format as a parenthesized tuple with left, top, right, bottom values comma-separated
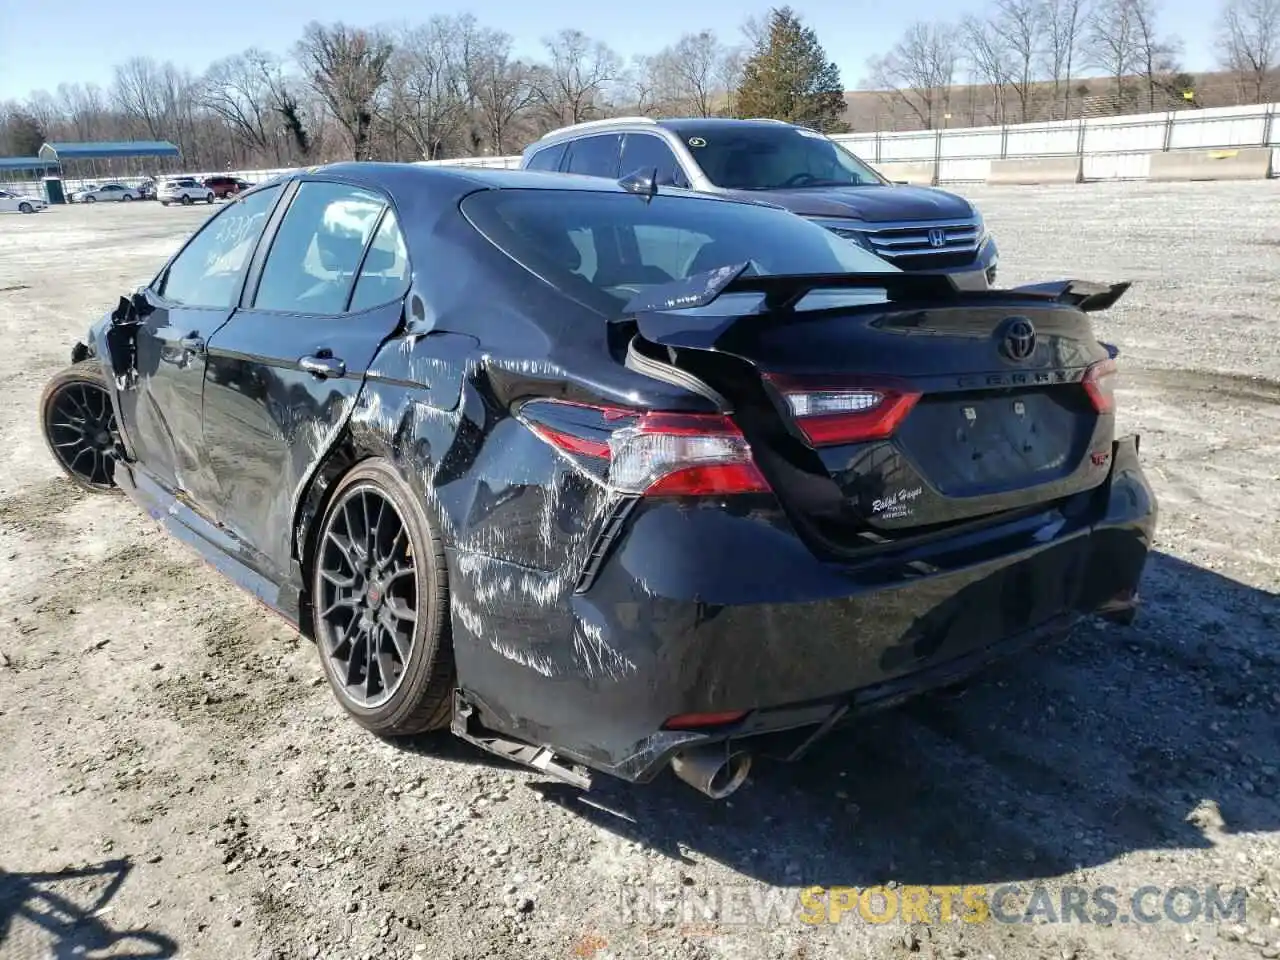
(671, 747, 752, 799)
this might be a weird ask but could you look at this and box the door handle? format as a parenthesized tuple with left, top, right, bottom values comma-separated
(299, 354, 347, 379)
(179, 335, 205, 354)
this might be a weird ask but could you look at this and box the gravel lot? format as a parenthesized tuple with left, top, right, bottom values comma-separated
(0, 181, 1277, 960)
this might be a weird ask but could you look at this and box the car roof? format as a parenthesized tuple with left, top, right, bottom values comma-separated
(285, 162, 758, 203)
(654, 117, 801, 135)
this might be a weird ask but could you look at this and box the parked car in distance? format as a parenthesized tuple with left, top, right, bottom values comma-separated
(158, 177, 215, 205)
(0, 189, 47, 213)
(72, 183, 140, 203)
(203, 175, 254, 199)
(39, 163, 1154, 800)
(522, 116, 1000, 289)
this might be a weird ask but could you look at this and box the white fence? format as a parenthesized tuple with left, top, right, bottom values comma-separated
(835, 102, 1279, 182)
(4, 102, 1275, 201)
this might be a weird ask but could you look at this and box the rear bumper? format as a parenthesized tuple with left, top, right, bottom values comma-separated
(454, 435, 1155, 784)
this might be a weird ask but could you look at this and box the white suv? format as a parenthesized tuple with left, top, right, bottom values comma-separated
(158, 178, 215, 206)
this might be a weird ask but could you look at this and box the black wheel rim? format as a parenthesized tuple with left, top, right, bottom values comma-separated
(316, 484, 419, 708)
(46, 379, 116, 488)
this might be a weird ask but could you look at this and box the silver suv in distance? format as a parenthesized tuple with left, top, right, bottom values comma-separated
(521, 117, 999, 289)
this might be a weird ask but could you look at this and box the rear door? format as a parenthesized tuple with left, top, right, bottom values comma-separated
(628, 282, 1119, 548)
(200, 178, 411, 582)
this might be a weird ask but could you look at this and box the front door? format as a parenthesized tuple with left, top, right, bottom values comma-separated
(201, 179, 412, 582)
(117, 184, 283, 507)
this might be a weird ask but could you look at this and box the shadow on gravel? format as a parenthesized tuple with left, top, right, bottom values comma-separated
(0, 858, 178, 958)
(531, 551, 1279, 888)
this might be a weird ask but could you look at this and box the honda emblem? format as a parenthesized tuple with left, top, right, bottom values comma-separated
(928, 228, 946, 248)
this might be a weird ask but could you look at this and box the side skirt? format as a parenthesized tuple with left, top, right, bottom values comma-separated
(114, 461, 301, 627)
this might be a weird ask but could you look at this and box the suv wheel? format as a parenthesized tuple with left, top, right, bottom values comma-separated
(181, 194, 193, 206)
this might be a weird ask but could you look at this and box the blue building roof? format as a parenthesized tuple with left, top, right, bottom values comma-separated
(38, 140, 180, 161)
(0, 156, 53, 171)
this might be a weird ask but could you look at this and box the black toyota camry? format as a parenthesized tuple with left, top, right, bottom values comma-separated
(41, 163, 1156, 798)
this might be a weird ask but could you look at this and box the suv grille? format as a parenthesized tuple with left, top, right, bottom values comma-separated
(863, 219, 982, 269)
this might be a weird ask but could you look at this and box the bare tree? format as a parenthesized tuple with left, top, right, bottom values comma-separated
(468, 30, 537, 153)
(1043, 0, 1089, 118)
(961, 15, 1014, 123)
(865, 21, 960, 129)
(296, 21, 394, 160)
(388, 18, 469, 160)
(1216, 0, 1280, 102)
(533, 29, 622, 127)
(112, 57, 170, 139)
(1131, 0, 1185, 109)
(647, 31, 729, 117)
(1085, 0, 1143, 110)
(199, 50, 286, 154)
(991, 0, 1047, 121)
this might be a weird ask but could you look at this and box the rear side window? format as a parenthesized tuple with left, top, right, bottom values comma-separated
(525, 143, 566, 172)
(349, 210, 411, 312)
(564, 135, 621, 178)
(253, 182, 385, 315)
(620, 134, 688, 187)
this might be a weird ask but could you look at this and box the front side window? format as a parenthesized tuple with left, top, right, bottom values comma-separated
(462, 189, 896, 315)
(157, 185, 281, 308)
(564, 135, 622, 178)
(681, 127, 884, 191)
(619, 134, 688, 187)
(253, 182, 385, 315)
(349, 210, 411, 312)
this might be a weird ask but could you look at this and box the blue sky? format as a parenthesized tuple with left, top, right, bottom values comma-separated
(0, 0, 1221, 103)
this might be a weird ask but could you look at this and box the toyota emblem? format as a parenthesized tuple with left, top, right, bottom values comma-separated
(928, 228, 946, 248)
(1000, 317, 1037, 361)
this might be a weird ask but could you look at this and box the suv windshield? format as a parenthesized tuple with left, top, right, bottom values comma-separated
(679, 126, 884, 191)
(462, 188, 895, 314)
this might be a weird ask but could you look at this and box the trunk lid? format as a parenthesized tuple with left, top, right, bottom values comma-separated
(621, 269, 1127, 546)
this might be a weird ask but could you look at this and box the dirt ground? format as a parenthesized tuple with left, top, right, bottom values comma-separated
(0, 181, 1277, 960)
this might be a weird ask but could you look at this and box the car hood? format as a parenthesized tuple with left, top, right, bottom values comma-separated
(718, 184, 974, 223)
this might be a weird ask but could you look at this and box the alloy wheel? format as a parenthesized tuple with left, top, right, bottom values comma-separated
(315, 484, 419, 708)
(45, 379, 117, 488)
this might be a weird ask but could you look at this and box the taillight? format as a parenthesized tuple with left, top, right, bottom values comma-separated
(763, 374, 921, 446)
(1083, 358, 1118, 414)
(517, 399, 769, 497)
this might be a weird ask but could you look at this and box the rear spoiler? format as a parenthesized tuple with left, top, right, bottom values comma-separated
(621, 264, 1131, 317)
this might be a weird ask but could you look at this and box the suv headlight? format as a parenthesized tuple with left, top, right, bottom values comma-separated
(972, 209, 987, 242)
(809, 218, 875, 251)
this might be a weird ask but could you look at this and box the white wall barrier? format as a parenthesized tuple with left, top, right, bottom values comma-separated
(837, 102, 1278, 184)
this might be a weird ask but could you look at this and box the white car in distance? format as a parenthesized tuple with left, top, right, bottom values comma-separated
(72, 183, 140, 203)
(158, 177, 215, 206)
(0, 189, 47, 213)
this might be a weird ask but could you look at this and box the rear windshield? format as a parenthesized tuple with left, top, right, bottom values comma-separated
(678, 126, 883, 191)
(461, 189, 895, 313)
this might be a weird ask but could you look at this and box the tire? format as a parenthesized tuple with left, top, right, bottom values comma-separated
(161, 201, 170, 206)
(18, 202, 32, 214)
(39, 360, 120, 494)
(181, 195, 193, 206)
(310, 457, 454, 735)
(205, 193, 215, 204)
(121, 193, 133, 202)
(85, 196, 96, 203)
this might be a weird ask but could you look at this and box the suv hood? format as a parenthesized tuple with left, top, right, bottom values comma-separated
(720, 184, 974, 223)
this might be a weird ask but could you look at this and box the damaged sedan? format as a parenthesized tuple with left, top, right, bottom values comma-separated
(40, 164, 1157, 798)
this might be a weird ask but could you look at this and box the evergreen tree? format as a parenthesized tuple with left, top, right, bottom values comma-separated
(734, 7, 848, 132)
(3, 111, 45, 157)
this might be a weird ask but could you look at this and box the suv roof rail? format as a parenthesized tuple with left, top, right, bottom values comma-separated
(539, 116, 656, 140)
(744, 117, 793, 124)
